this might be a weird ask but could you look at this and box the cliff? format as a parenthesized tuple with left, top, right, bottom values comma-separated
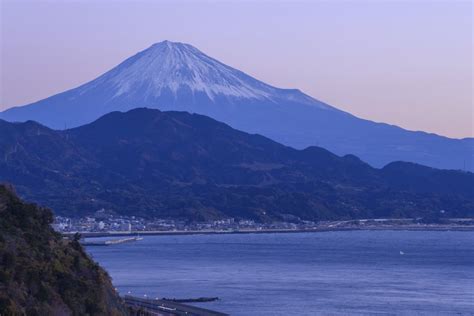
(0, 184, 127, 315)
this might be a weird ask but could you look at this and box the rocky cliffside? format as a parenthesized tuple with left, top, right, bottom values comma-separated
(0, 184, 127, 315)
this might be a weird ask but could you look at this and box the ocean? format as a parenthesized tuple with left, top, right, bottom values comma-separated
(86, 231, 474, 315)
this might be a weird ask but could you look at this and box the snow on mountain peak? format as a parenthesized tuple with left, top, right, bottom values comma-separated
(82, 40, 286, 101)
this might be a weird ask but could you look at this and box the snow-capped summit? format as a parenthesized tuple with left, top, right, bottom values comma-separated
(1, 41, 472, 171)
(92, 40, 274, 101)
(1, 40, 333, 130)
(73, 40, 324, 109)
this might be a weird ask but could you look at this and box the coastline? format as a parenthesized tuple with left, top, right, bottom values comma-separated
(70, 224, 474, 239)
(85, 225, 474, 315)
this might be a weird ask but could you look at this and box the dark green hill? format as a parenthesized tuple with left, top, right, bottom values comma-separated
(0, 185, 126, 315)
(0, 108, 473, 221)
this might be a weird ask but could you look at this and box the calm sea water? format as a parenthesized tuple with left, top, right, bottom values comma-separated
(86, 231, 474, 315)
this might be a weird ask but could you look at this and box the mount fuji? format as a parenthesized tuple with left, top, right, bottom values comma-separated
(1, 40, 472, 171)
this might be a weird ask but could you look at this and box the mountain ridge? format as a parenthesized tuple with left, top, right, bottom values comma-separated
(1, 40, 472, 171)
(1, 108, 472, 221)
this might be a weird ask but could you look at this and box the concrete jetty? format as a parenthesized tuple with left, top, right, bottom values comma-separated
(81, 236, 142, 246)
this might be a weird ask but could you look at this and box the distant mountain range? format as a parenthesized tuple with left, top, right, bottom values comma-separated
(1, 108, 472, 221)
(1, 41, 472, 171)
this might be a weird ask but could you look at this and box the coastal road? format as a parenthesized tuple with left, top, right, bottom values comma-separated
(124, 295, 229, 316)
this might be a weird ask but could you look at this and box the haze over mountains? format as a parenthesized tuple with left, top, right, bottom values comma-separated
(1, 41, 472, 171)
(1, 108, 473, 221)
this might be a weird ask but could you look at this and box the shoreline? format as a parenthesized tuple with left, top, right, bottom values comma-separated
(70, 225, 474, 238)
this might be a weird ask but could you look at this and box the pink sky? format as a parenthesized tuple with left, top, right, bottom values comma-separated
(1, 0, 472, 138)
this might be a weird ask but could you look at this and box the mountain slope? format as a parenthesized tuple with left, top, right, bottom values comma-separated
(0, 108, 472, 221)
(0, 41, 328, 129)
(1, 41, 471, 171)
(0, 185, 126, 315)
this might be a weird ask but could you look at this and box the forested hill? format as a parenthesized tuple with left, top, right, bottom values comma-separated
(0, 108, 473, 221)
(2, 40, 471, 171)
(0, 185, 126, 315)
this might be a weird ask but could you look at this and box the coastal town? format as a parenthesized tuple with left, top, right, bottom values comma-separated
(52, 210, 314, 234)
(52, 209, 474, 236)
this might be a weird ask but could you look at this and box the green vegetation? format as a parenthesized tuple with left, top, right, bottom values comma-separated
(0, 185, 126, 315)
(1, 109, 473, 221)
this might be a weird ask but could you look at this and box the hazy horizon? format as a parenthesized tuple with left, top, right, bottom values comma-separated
(1, 0, 472, 138)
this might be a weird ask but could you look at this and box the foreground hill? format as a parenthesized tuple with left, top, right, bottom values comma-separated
(0, 108, 473, 221)
(1, 41, 472, 171)
(0, 185, 126, 315)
